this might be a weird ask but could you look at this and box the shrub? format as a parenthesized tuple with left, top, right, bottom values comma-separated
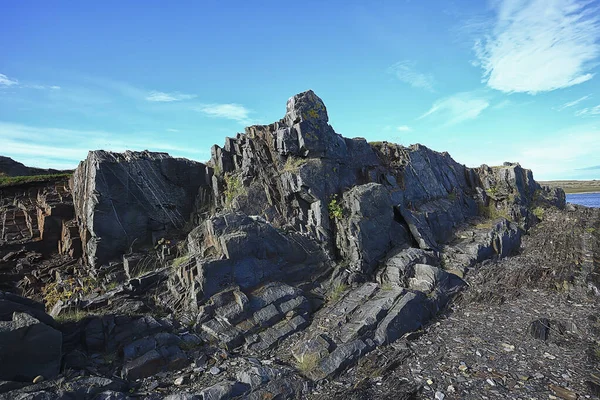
(328, 195, 344, 220)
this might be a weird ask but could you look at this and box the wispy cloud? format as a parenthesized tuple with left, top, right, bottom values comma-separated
(0, 72, 60, 91)
(575, 104, 600, 116)
(396, 125, 412, 132)
(557, 94, 591, 110)
(387, 61, 435, 91)
(195, 103, 252, 124)
(0, 121, 207, 169)
(146, 90, 197, 102)
(419, 92, 489, 125)
(0, 73, 18, 86)
(474, 0, 600, 94)
(578, 164, 600, 170)
(24, 84, 61, 90)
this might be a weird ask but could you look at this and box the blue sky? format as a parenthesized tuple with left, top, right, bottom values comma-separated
(1, 0, 600, 180)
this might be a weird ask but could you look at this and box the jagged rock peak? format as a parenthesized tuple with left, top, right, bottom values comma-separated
(284, 89, 329, 126)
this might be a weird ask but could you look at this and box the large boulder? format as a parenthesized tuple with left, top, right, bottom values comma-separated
(334, 183, 407, 277)
(0, 312, 62, 382)
(72, 150, 210, 267)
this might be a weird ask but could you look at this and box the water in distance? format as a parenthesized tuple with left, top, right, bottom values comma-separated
(566, 192, 600, 208)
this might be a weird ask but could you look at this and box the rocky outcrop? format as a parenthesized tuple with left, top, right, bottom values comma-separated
(72, 150, 210, 268)
(0, 90, 574, 399)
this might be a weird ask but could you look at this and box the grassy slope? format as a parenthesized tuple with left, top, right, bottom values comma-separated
(540, 180, 600, 194)
(0, 173, 72, 188)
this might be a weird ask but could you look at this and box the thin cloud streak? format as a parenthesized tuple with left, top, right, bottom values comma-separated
(146, 91, 197, 102)
(387, 61, 435, 91)
(575, 104, 600, 116)
(557, 95, 591, 110)
(419, 92, 490, 126)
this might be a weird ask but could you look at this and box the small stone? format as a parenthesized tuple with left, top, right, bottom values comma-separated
(33, 376, 44, 384)
(486, 378, 496, 386)
(435, 391, 445, 400)
(447, 385, 455, 393)
(533, 372, 544, 379)
(476, 350, 482, 357)
(543, 352, 556, 360)
(501, 343, 515, 352)
(174, 376, 186, 386)
(549, 384, 577, 400)
(209, 366, 221, 375)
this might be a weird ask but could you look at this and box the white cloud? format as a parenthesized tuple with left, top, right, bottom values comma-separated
(419, 92, 490, 125)
(146, 90, 197, 102)
(195, 103, 252, 123)
(0, 73, 19, 86)
(557, 94, 591, 110)
(396, 125, 412, 132)
(387, 61, 435, 91)
(575, 104, 600, 116)
(474, 0, 600, 94)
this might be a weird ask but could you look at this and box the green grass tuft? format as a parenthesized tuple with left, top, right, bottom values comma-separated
(282, 156, 306, 173)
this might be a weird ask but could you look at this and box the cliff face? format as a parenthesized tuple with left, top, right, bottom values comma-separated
(2, 91, 588, 400)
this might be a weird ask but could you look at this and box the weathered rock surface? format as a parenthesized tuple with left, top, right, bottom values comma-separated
(0, 310, 61, 382)
(72, 150, 210, 267)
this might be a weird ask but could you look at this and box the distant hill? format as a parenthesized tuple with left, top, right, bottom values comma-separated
(540, 180, 600, 194)
(0, 156, 72, 177)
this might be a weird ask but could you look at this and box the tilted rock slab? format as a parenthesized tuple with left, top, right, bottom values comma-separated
(72, 150, 210, 267)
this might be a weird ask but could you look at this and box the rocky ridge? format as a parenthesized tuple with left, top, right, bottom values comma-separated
(0, 90, 596, 400)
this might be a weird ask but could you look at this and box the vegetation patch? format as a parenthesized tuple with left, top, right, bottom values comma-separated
(328, 195, 344, 220)
(224, 173, 245, 208)
(172, 253, 192, 268)
(295, 352, 321, 374)
(42, 276, 96, 310)
(328, 283, 348, 302)
(532, 207, 545, 220)
(54, 308, 90, 324)
(282, 156, 306, 173)
(0, 173, 72, 188)
(478, 202, 511, 221)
